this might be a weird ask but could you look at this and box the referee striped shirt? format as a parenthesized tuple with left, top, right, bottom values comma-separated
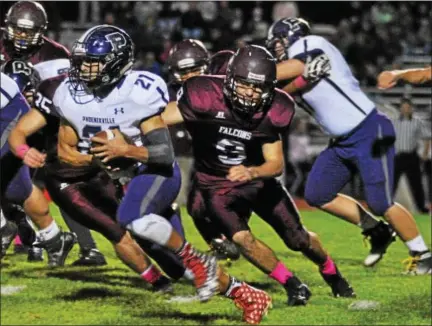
(392, 115, 431, 154)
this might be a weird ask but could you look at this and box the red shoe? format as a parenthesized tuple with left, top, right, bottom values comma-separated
(179, 242, 219, 302)
(231, 282, 272, 324)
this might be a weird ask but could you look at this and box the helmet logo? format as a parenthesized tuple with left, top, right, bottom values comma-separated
(281, 18, 301, 32)
(177, 58, 196, 68)
(247, 72, 265, 82)
(105, 32, 126, 51)
(16, 18, 35, 28)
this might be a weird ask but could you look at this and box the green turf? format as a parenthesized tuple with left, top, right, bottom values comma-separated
(1, 205, 431, 325)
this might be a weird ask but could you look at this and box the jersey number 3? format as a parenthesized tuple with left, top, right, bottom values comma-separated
(216, 138, 246, 165)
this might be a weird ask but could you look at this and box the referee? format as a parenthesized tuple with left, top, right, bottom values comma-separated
(392, 98, 431, 213)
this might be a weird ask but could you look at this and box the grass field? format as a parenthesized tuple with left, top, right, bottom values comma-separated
(1, 204, 431, 325)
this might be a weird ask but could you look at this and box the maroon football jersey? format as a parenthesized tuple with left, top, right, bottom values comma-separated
(177, 75, 295, 180)
(167, 81, 193, 156)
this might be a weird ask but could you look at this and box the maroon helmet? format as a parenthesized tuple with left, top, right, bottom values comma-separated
(4, 1, 48, 52)
(223, 45, 277, 121)
(166, 39, 209, 83)
(208, 50, 234, 75)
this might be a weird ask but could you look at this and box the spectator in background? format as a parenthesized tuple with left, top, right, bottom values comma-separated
(134, 51, 162, 77)
(247, 5, 269, 43)
(198, 1, 218, 24)
(272, 1, 299, 22)
(286, 119, 313, 197)
(78, 2, 100, 24)
(371, 2, 395, 25)
(179, 1, 207, 40)
(336, 19, 355, 55)
(130, 2, 164, 62)
(392, 98, 431, 214)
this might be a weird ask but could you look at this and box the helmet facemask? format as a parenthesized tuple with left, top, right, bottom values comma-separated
(6, 22, 45, 52)
(224, 75, 275, 123)
(171, 63, 208, 83)
(266, 35, 289, 62)
(69, 40, 133, 96)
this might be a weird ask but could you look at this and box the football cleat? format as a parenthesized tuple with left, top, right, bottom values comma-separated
(72, 248, 107, 266)
(284, 276, 312, 306)
(402, 251, 432, 275)
(178, 242, 219, 302)
(320, 267, 356, 298)
(1, 220, 18, 259)
(362, 221, 396, 267)
(14, 243, 28, 254)
(33, 231, 77, 267)
(210, 237, 241, 261)
(231, 282, 272, 324)
(27, 246, 44, 262)
(151, 275, 174, 294)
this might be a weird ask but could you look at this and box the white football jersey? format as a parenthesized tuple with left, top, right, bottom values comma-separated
(288, 35, 375, 137)
(46, 71, 169, 153)
(0, 72, 20, 109)
(34, 59, 70, 82)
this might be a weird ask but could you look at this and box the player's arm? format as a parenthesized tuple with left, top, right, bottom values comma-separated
(125, 115, 175, 168)
(278, 54, 331, 94)
(57, 119, 93, 166)
(377, 66, 432, 89)
(249, 141, 284, 179)
(8, 108, 47, 168)
(422, 139, 431, 161)
(161, 101, 185, 125)
(91, 115, 175, 168)
(227, 141, 284, 182)
(277, 59, 306, 81)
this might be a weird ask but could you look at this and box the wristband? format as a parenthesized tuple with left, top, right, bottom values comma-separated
(293, 75, 308, 89)
(16, 144, 30, 160)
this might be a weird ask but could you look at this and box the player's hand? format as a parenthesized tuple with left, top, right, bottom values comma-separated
(23, 147, 46, 168)
(227, 165, 253, 182)
(303, 54, 331, 82)
(24, 89, 35, 107)
(377, 71, 398, 89)
(90, 129, 129, 163)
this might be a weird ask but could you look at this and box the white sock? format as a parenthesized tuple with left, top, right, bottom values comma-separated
(0, 210, 6, 229)
(37, 221, 60, 242)
(405, 235, 429, 253)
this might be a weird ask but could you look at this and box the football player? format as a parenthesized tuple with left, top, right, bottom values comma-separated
(166, 40, 240, 261)
(0, 72, 77, 264)
(8, 40, 188, 292)
(162, 45, 356, 305)
(11, 25, 273, 323)
(208, 49, 235, 75)
(268, 17, 431, 274)
(1, 0, 106, 266)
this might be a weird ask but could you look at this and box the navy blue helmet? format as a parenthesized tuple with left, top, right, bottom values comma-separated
(1, 59, 40, 93)
(69, 25, 134, 94)
(266, 17, 311, 61)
